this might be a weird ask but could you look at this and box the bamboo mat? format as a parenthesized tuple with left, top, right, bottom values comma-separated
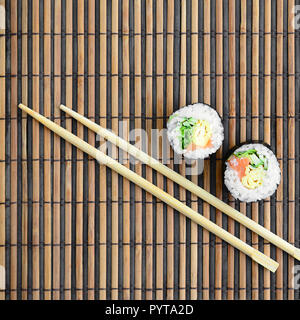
(0, 0, 299, 300)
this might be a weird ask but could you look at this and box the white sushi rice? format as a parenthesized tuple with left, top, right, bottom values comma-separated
(167, 103, 224, 159)
(224, 143, 281, 202)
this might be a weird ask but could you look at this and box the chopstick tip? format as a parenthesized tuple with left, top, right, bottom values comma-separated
(293, 248, 300, 261)
(252, 250, 279, 273)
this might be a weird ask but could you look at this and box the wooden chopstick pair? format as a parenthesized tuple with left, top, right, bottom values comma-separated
(18, 103, 297, 272)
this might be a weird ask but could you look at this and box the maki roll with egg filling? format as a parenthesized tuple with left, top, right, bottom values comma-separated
(167, 103, 224, 159)
(224, 143, 281, 202)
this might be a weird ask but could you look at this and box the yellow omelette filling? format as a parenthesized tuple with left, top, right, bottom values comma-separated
(241, 165, 266, 189)
(192, 120, 212, 148)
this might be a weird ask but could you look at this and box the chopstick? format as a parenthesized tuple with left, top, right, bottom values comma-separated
(19, 103, 279, 272)
(59, 104, 300, 262)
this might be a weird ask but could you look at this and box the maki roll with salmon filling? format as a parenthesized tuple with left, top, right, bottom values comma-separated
(224, 143, 281, 202)
(167, 103, 224, 159)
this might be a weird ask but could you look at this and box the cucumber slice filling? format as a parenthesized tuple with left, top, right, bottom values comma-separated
(233, 149, 268, 171)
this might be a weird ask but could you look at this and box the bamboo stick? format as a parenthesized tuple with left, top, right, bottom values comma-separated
(111, 0, 119, 300)
(44, 0, 52, 300)
(251, 0, 260, 300)
(53, 0, 61, 300)
(288, 0, 295, 300)
(0, 0, 5, 302)
(145, 0, 153, 300)
(122, 0, 130, 300)
(21, 0, 28, 300)
(276, 0, 284, 300)
(18, 104, 280, 274)
(76, 0, 84, 300)
(88, 0, 96, 300)
(10, 0, 18, 300)
(32, 0, 40, 300)
(264, 0, 272, 300)
(64, 0, 73, 300)
(239, 0, 247, 300)
(43, 0, 52, 300)
(215, 0, 223, 301)
(190, 0, 198, 300)
(99, 0, 107, 300)
(203, 0, 211, 300)
(228, 0, 236, 301)
(179, 0, 187, 300)
(133, 0, 142, 300)
(166, 0, 175, 300)
(156, 0, 164, 300)
(60, 104, 300, 263)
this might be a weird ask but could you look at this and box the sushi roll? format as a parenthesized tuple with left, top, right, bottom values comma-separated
(167, 103, 224, 159)
(224, 143, 281, 202)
